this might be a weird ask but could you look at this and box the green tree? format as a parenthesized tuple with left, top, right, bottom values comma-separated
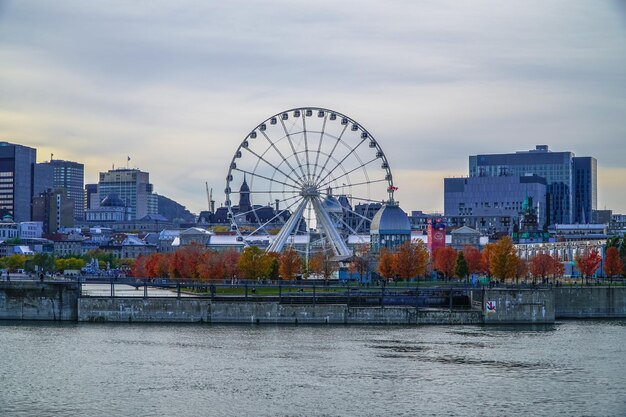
(5, 254, 26, 272)
(606, 236, 620, 249)
(455, 251, 469, 280)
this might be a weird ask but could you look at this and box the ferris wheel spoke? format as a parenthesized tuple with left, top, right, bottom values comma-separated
(232, 168, 301, 191)
(260, 130, 305, 184)
(316, 136, 368, 187)
(245, 196, 304, 238)
(326, 177, 388, 191)
(341, 204, 376, 234)
(243, 147, 303, 188)
(310, 113, 328, 181)
(316, 156, 379, 191)
(279, 118, 308, 180)
(314, 123, 348, 185)
(229, 190, 300, 194)
(230, 194, 301, 219)
(301, 113, 312, 180)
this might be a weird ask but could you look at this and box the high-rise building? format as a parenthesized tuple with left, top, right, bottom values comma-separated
(444, 175, 548, 228)
(0, 141, 52, 222)
(39, 159, 85, 221)
(468, 145, 597, 225)
(97, 168, 158, 220)
(85, 183, 98, 210)
(32, 189, 74, 234)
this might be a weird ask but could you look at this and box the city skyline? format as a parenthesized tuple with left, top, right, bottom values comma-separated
(1, 1, 625, 215)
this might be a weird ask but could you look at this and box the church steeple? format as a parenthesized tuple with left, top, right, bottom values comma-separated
(238, 175, 251, 213)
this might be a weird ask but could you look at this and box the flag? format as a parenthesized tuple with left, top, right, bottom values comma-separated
(127, 156, 131, 162)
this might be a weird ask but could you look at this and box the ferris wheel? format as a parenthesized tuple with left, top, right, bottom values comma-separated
(225, 107, 394, 260)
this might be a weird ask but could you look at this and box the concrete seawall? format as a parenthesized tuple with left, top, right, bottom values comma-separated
(77, 297, 483, 325)
(3, 282, 625, 324)
(555, 287, 626, 318)
(481, 289, 554, 324)
(0, 282, 79, 321)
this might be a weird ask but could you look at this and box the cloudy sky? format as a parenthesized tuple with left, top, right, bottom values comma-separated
(1, 0, 625, 215)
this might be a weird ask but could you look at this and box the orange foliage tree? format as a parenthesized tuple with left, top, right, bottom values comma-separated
(489, 236, 518, 282)
(196, 250, 225, 281)
(279, 247, 302, 280)
(604, 247, 624, 279)
(481, 243, 495, 277)
(433, 246, 457, 280)
(377, 248, 396, 280)
(308, 250, 337, 280)
(462, 245, 484, 276)
(575, 248, 602, 283)
(393, 240, 429, 280)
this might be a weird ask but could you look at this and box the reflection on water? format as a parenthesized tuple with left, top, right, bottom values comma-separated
(0, 321, 624, 417)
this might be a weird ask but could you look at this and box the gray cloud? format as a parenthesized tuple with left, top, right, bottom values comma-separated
(0, 0, 625, 214)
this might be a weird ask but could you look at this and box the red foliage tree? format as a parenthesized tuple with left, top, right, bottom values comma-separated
(575, 248, 602, 283)
(433, 246, 457, 280)
(222, 250, 240, 281)
(604, 247, 624, 279)
(131, 254, 148, 277)
(462, 245, 484, 276)
(196, 250, 225, 281)
(529, 253, 553, 280)
(169, 243, 205, 279)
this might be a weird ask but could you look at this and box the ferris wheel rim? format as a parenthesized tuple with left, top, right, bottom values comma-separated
(225, 106, 394, 254)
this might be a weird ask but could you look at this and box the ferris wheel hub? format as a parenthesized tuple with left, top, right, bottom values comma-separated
(300, 182, 320, 197)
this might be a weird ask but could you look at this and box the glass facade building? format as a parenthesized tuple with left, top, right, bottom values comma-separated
(97, 169, 158, 220)
(0, 142, 36, 222)
(39, 159, 85, 221)
(468, 145, 596, 225)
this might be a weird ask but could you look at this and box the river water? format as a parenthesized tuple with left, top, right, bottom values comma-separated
(1, 321, 624, 417)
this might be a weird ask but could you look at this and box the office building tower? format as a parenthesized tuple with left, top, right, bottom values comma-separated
(32, 189, 74, 234)
(444, 175, 548, 228)
(97, 168, 158, 220)
(468, 145, 597, 225)
(39, 159, 85, 221)
(0, 142, 37, 222)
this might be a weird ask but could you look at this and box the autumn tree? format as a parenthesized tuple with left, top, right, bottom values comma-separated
(463, 245, 484, 276)
(515, 258, 528, 284)
(238, 246, 272, 279)
(377, 248, 396, 281)
(279, 247, 301, 280)
(131, 254, 148, 277)
(481, 243, 495, 277)
(222, 250, 241, 281)
(604, 247, 623, 281)
(489, 236, 518, 282)
(196, 250, 225, 280)
(146, 253, 171, 278)
(575, 248, 602, 284)
(308, 251, 337, 280)
(529, 253, 554, 280)
(455, 251, 469, 280)
(4, 254, 26, 272)
(550, 257, 564, 279)
(393, 240, 429, 280)
(433, 246, 457, 281)
(169, 243, 205, 279)
(349, 244, 371, 280)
